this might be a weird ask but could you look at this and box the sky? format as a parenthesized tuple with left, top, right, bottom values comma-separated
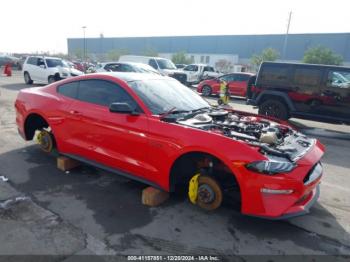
(1, 0, 349, 54)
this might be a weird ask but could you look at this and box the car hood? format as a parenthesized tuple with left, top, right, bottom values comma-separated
(70, 68, 84, 75)
(58, 67, 84, 75)
(161, 69, 185, 75)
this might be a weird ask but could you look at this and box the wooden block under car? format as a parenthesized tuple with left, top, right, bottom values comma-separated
(142, 187, 169, 207)
(57, 156, 81, 171)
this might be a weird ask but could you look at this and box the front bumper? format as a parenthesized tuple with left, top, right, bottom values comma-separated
(249, 184, 320, 220)
(171, 73, 187, 84)
(236, 141, 324, 219)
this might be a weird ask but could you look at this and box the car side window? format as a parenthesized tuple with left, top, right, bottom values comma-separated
(238, 74, 250, 81)
(219, 75, 230, 82)
(118, 64, 135, 72)
(327, 70, 350, 89)
(27, 57, 38, 65)
(184, 65, 198, 72)
(260, 65, 289, 84)
(37, 58, 45, 66)
(228, 75, 236, 82)
(57, 82, 79, 99)
(104, 63, 120, 72)
(204, 66, 214, 72)
(78, 79, 138, 109)
(294, 68, 321, 87)
(149, 59, 158, 69)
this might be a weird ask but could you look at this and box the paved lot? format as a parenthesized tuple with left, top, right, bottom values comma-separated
(1, 72, 350, 258)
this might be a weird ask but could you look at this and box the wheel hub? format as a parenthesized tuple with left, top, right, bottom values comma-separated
(203, 86, 211, 96)
(266, 105, 279, 117)
(37, 131, 53, 152)
(198, 184, 215, 204)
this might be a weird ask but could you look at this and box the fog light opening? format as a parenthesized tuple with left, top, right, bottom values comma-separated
(261, 188, 294, 194)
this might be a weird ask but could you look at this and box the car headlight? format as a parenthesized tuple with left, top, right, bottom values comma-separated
(61, 72, 68, 77)
(246, 160, 295, 175)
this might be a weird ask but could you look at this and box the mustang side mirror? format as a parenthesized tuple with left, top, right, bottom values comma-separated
(39, 64, 46, 69)
(109, 102, 139, 115)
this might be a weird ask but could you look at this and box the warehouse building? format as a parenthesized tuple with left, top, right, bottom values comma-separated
(67, 33, 350, 69)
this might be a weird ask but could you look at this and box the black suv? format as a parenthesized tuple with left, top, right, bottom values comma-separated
(247, 62, 350, 124)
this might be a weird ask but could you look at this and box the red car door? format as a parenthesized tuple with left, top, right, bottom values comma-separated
(63, 79, 153, 180)
(228, 74, 248, 97)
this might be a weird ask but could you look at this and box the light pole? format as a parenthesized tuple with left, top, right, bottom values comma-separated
(82, 26, 87, 71)
(282, 11, 292, 61)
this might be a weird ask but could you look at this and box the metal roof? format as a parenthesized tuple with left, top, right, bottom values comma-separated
(67, 33, 350, 61)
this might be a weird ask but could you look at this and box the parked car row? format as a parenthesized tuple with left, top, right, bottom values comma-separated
(94, 62, 160, 75)
(22, 56, 84, 84)
(0, 54, 21, 69)
(118, 55, 224, 85)
(21, 54, 231, 88)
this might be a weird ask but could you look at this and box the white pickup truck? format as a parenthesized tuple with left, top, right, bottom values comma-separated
(182, 64, 221, 85)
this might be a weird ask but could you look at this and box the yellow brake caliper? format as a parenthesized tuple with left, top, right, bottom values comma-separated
(188, 173, 200, 204)
(36, 130, 44, 145)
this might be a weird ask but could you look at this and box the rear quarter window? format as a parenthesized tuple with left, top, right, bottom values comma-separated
(293, 68, 321, 87)
(27, 57, 38, 65)
(57, 82, 79, 99)
(259, 65, 289, 86)
(236, 74, 251, 81)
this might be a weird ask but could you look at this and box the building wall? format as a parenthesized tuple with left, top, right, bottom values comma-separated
(159, 53, 239, 67)
(67, 33, 350, 64)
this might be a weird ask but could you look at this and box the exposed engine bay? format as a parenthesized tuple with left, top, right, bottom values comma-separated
(176, 109, 315, 162)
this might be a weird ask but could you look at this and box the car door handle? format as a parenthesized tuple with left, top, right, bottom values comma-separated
(69, 110, 82, 115)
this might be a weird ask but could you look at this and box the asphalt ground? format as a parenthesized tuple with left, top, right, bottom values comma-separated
(0, 72, 350, 260)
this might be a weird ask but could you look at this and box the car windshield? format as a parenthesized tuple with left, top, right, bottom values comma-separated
(62, 60, 72, 68)
(46, 58, 65, 68)
(134, 64, 160, 75)
(156, 59, 176, 70)
(129, 79, 209, 115)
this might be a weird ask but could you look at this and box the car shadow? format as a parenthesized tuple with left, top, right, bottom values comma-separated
(1, 83, 43, 91)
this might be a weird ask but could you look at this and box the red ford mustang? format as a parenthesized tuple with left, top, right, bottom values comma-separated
(197, 72, 255, 97)
(15, 72, 324, 219)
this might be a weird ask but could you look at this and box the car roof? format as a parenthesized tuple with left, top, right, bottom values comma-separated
(28, 56, 62, 60)
(100, 61, 148, 66)
(120, 55, 164, 60)
(93, 72, 171, 82)
(98, 62, 158, 72)
(226, 72, 255, 76)
(187, 63, 212, 66)
(262, 61, 350, 70)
